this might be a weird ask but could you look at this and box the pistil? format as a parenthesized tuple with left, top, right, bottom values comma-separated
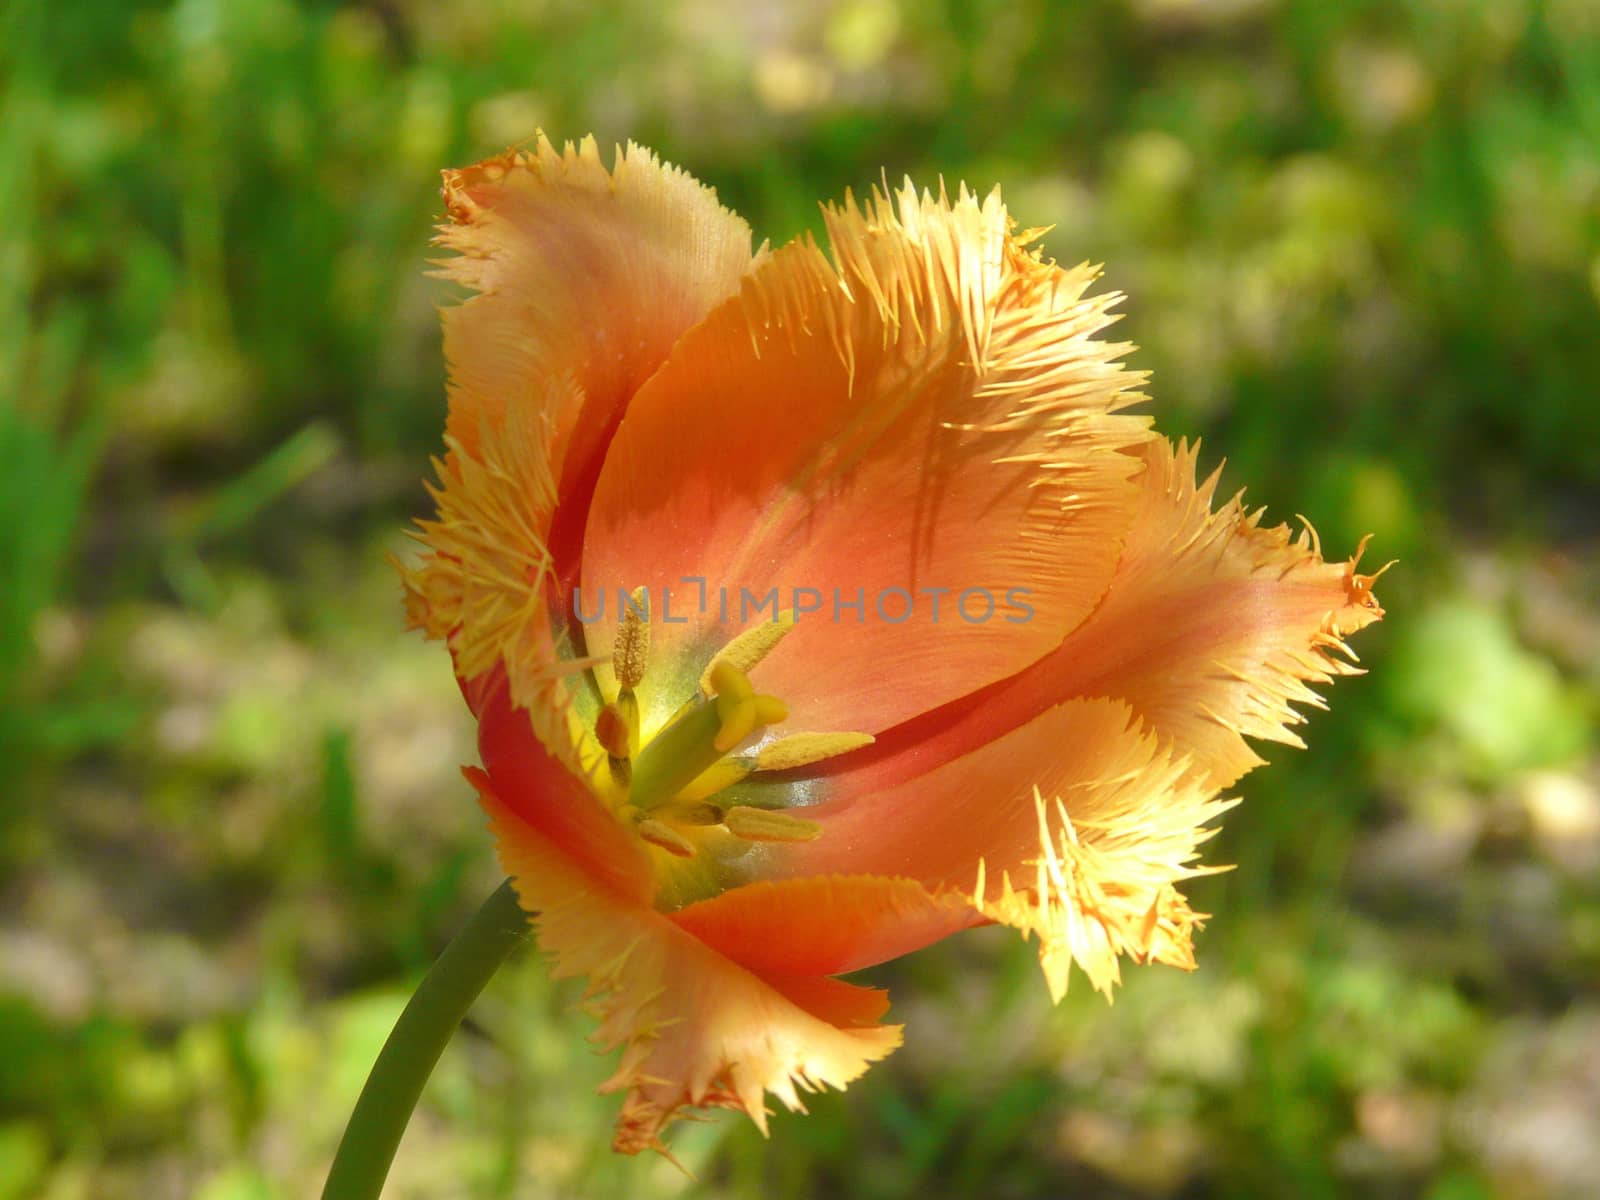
(629, 661, 787, 812)
(587, 605, 864, 871)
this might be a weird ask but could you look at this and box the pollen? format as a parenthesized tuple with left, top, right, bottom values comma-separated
(756, 731, 875, 771)
(613, 587, 651, 689)
(636, 817, 696, 857)
(722, 806, 822, 843)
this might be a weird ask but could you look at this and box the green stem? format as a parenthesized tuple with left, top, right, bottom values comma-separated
(321, 879, 529, 1200)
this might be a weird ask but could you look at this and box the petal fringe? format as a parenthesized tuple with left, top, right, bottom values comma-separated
(473, 771, 903, 1155)
(774, 698, 1233, 1000)
(434, 132, 755, 490)
(823, 435, 1387, 799)
(399, 133, 756, 762)
(1030, 436, 1387, 789)
(974, 729, 1233, 1003)
(398, 395, 573, 755)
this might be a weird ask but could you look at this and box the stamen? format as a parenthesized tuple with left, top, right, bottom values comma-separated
(698, 610, 796, 696)
(756, 731, 875, 771)
(723, 806, 822, 843)
(608, 757, 632, 789)
(596, 696, 639, 789)
(613, 586, 650, 689)
(675, 758, 753, 803)
(595, 704, 632, 760)
(598, 588, 648, 784)
(629, 661, 787, 812)
(612, 690, 641, 756)
(636, 818, 696, 857)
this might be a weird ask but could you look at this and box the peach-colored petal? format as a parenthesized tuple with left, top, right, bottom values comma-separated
(829, 437, 1386, 796)
(774, 698, 1233, 1001)
(669, 875, 982, 977)
(399, 134, 756, 757)
(473, 665, 652, 905)
(436, 133, 755, 514)
(580, 180, 1152, 739)
(752, 438, 1382, 999)
(473, 772, 902, 1155)
(1038, 437, 1387, 788)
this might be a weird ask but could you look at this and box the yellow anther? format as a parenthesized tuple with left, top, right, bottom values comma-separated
(613, 587, 650, 690)
(698, 611, 796, 696)
(755, 731, 875, 771)
(637, 818, 696, 858)
(723, 806, 822, 843)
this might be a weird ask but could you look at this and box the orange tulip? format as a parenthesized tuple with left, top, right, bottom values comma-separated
(398, 133, 1385, 1156)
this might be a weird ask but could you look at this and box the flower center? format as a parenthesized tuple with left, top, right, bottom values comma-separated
(591, 598, 859, 871)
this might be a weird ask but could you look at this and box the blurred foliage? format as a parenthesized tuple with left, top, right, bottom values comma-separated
(1, 0, 1597, 1197)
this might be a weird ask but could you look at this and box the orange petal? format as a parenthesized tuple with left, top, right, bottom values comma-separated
(400, 134, 756, 741)
(832, 436, 1386, 797)
(670, 875, 982, 976)
(580, 180, 1152, 738)
(773, 698, 1233, 1001)
(473, 665, 654, 906)
(435, 133, 755, 512)
(998, 437, 1386, 789)
(473, 772, 902, 1155)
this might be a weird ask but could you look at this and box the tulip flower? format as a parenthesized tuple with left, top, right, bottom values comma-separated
(392, 133, 1384, 1159)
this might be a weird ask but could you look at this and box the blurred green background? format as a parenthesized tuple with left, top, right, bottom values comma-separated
(3, 0, 1597, 1196)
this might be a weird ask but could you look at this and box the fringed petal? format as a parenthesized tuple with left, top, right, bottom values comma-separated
(1001, 437, 1387, 789)
(400, 135, 1392, 1159)
(772, 699, 1233, 1001)
(580, 179, 1152, 739)
(473, 772, 902, 1155)
(826, 436, 1386, 798)
(399, 396, 576, 761)
(434, 132, 755, 503)
(1072, 437, 1383, 786)
(399, 134, 756, 758)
